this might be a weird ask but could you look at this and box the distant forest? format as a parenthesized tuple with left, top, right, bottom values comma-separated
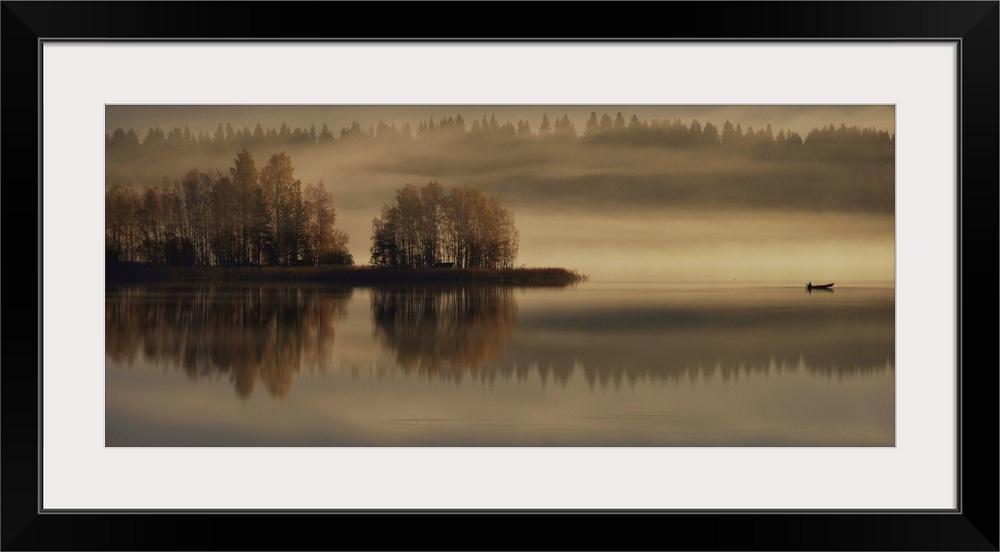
(107, 112, 894, 162)
(106, 112, 896, 214)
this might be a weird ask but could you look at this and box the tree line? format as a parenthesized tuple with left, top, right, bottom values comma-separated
(106, 152, 522, 270)
(107, 113, 894, 158)
(370, 181, 519, 270)
(106, 149, 351, 267)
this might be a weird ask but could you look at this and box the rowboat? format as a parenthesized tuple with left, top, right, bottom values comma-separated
(806, 282, 834, 290)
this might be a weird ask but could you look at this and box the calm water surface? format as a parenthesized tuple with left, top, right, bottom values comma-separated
(105, 282, 894, 446)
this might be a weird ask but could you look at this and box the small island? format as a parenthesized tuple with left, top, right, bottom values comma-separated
(105, 152, 584, 286)
(105, 263, 585, 286)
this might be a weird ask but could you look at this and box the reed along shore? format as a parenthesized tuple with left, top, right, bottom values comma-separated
(105, 263, 587, 287)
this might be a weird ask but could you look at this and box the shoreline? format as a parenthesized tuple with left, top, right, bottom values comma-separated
(105, 263, 587, 287)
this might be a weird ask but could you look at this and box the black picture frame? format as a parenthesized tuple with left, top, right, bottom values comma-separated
(3, 2, 997, 550)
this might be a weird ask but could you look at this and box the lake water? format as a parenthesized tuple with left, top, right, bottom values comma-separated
(105, 281, 894, 446)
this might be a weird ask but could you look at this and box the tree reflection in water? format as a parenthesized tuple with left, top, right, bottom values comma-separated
(105, 285, 352, 398)
(107, 284, 894, 395)
(505, 299, 895, 390)
(370, 286, 516, 380)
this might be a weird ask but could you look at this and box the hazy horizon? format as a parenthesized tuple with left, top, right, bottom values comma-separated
(107, 104, 895, 140)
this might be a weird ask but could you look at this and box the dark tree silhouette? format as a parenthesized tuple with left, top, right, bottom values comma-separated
(538, 113, 552, 136)
(106, 151, 351, 267)
(370, 182, 519, 270)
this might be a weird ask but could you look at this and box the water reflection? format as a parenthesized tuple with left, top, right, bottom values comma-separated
(107, 284, 894, 394)
(508, 297, 895, 389)
(370, 286, 894, 387)
(106, 284, 894, 446)
(105, 286, 352, 398)
(371, 287, 516, 380)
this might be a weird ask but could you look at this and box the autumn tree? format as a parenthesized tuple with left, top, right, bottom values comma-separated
(230, 148, 261, 265)
(259, 152, 302, 265)
(105, 184, 139, 262)
(370, 182, 518, 270)
(303, 180, 352, 265)
(209, 175, 239, 266)
(137, 187, 163, 264)
(182, 168, 213, 266)
(106, 150, 350, 268)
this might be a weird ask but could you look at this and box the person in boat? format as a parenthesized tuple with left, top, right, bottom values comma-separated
(808, 281, 812, 288)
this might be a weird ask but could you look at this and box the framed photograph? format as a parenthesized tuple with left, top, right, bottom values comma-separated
(4, 2, 996, 550)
